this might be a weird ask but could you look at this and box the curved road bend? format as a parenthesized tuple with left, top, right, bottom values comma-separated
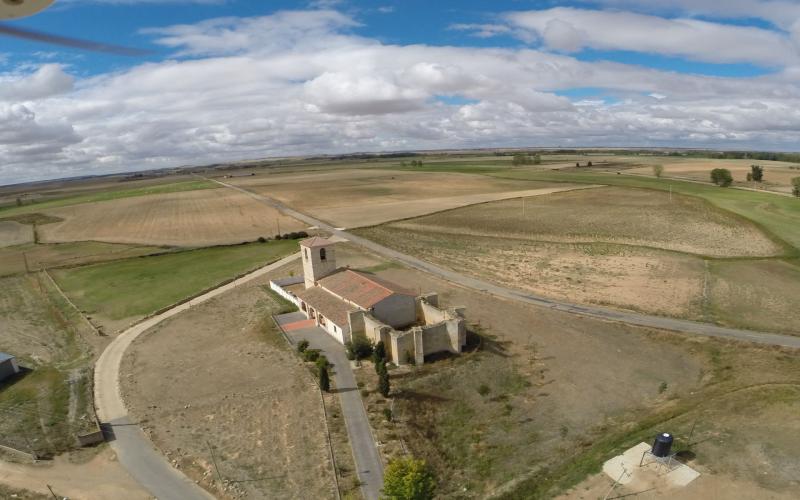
(94, 253, 300, 500)
(212, 179, 800, 350)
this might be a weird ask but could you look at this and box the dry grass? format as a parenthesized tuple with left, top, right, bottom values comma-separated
(39, 188, 305, 247)
(121, 269, 337, 500)
(388, 186, 781, 258)
(0, 221, 32, 248)
(230, 168, 571, 227)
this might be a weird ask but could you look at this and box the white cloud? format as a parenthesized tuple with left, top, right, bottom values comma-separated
(503, 7, 799, 66)
(3, 9, 800, 184)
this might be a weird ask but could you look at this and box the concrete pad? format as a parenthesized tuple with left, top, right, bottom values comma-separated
(603, 442, 700, 491)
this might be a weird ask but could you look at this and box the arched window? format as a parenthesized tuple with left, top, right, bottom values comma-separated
(320, 247, 327, 261)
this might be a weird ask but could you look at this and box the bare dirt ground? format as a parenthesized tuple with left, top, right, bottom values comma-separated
(120, 262, 337, 500)
(0, 447, 150, 500)
(0, 221, 32, 247)
(333, 243, 800, 499)
(39, 188, 306, 247)
(626, 159, 800, 194)
(228, 168, 575, 227)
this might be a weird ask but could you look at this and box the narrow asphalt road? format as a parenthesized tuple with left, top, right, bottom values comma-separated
(213, 178, 800, 349)
(94, 253, 300, 500)
(277, 313, 384, 500)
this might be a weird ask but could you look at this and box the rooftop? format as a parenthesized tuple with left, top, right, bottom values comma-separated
(300, 236, 332, 248)
(318, 269, 415, 309)
(296, 286, 353, 329)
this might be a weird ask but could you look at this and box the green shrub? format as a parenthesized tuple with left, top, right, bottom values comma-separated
(373, 340, 387, 365)
(383, 457, 436, 500)
(346, 336, 374, 360)
(297, 340, 309, 353)
(710, 168, 733, 187)
(303, 349, 320, 362)
(383, 407, 393, 422)
(257, 236, 267, 243)
(477, 384, 491, 397)
(792, 177, 800, 197)
(378, 369, 391, 398)
(316, 355, 329, 371)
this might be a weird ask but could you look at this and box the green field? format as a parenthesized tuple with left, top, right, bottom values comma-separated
(0, 179, 218, 218)
(51, 239, 298, 324)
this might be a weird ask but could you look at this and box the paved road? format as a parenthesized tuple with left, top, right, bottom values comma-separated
(214, 178, 800, 349)
(94, 253, 300, 500)
(277, 312, 384, 500)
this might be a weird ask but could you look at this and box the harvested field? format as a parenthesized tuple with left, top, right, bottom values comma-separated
(0, 221, 32, 247)
(385, 186, 781, 258)
(627, 159, 800, 194)
(228, 168, 575, 227)
(0, 242, 166, 277)
(121, 265, 336, 500)
(51, 240, 298, 332)
(708, 259, 800, 335)
(361, 228, 706, 318)
(40, 187, 305, 247)
(354, 186, 789, 321)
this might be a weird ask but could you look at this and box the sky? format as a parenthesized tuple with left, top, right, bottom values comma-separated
(2, 0, 800, 184)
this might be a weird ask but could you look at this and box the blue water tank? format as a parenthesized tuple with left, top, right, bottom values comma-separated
(652, 432, 673, 457)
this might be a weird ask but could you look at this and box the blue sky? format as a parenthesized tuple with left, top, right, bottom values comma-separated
(2, 0, 800, 183)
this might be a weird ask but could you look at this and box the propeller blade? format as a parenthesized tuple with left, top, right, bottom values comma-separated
(0, 23, 152, 56)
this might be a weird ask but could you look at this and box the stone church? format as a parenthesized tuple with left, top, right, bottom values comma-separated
(270, 236, 466, 365)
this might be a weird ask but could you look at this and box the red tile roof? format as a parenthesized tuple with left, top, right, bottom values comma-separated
(318, 269, 414, 309)
(296, 286, 353, 329)
(300, 236, 331, 248)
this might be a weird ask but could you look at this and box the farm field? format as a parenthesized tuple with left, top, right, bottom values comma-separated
(50, 239, 298, 332)
(482, 168, 800, 252)
(0, 273, 98, 457)
(356, 186, 799, 331)
(0, 179, 216, 218)
(335, 243, 800, 499)
(38, 187, 305, 247)
(0, 221, 32, 247)
(0, 241, 167, 277)
(226, 168, 576, 227)
(120, 263, 337, 500)
(625, 158, 800, 194)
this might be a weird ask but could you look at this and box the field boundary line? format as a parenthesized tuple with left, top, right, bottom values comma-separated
(272, 314, 342, 500)
(41, 269, 103, 337)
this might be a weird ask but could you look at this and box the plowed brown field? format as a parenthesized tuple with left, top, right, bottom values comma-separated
(39, 188, 305, 247)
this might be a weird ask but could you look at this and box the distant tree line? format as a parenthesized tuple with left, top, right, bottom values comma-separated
(511, 153, 541, 166)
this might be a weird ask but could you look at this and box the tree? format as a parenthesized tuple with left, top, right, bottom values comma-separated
(792, 177, 800, 197)
(512, 153, 533, 166)
(750, 164, 764, 182)
(710, 168, 733, 187)
(533, 154, 542, 165)
(346, 336, 374, 360)
(378, 366, 390, 397)
(652, 165, 664, 178)
(319, 365, 330, 392)
(376, 359, 387, 377)
(373, 340, 387, 366)
(382, 457, 436, 500)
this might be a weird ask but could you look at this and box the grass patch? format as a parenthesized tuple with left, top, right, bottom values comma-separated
(1, 180, 218, 218)
(51, 240, 298, 322)
(0, 213, 63, 225)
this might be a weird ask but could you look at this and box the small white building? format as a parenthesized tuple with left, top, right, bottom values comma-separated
(0, 353, 20, 382)
(271, 236, 467, 365)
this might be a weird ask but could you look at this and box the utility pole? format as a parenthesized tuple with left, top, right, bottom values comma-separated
(207, 441, 224, 485)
